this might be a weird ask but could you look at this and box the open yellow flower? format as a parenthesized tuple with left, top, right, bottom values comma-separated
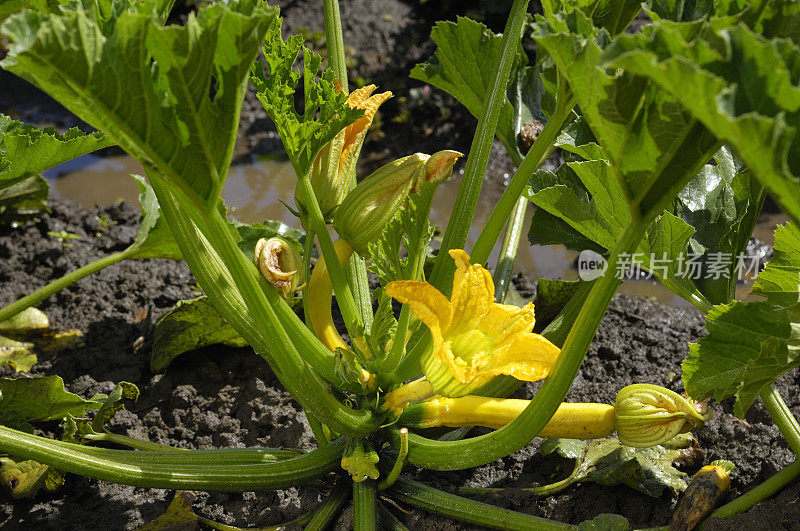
(386, 249, 561, 397)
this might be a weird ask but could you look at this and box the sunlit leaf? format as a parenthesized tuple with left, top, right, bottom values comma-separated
(605, 17, 800, 225)
(0, 375, 104, 429)
(0, 113, 113, 189)
(1, 0, 275, 205)
(250, 16, 363, 177)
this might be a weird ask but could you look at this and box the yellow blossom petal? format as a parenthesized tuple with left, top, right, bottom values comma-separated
(481, 302, 536, 348)
(447, 250, 493, 335)
(385, 249, 561, 398)
(487, 332, 561, 381)
(385, 280, 452, 345)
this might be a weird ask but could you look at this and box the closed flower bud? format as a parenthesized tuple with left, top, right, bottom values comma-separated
(253, 237, 305, 298)
(615, 384, 712, 448)
(419, 149, 462, 190)
(296, 85, 392, 219)
(333, 153, 429, 256)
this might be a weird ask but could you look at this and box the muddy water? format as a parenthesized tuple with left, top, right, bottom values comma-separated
(44, 155, 786, 309)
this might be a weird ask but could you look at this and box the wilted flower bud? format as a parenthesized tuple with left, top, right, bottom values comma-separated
(615, 384, 712, 448)
(296, 85, 392, 219)
(253, 237, 305, 298)
(333, 153, 429, 256)
(419, 149, 462, 190)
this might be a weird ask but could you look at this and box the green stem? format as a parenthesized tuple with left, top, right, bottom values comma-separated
(305, 481, 350, 531)
(470, 97, 573, 267)
(386, 223, 646, 470)
(427, 0, 531, 294)
(761, 385, 800, 457)
(378, 428, 408, 490)
(388, 477, 574, 530)
(324, 0, 376, 340)
(0, 426, 343, 491)
(323, 0, 347, 92)
(494, 197, 528, 303)
(347, 256, 374, 336)
(353, 479, 377, 531)
(151, 178, 377, 436)
(382, 188, 435, 373)
(712, 459, 800, 519)
(298, 173, 364, 336)
(84, 432, 189, 452)
(0, 248, 133, 323)
(75, 445, 303, 465)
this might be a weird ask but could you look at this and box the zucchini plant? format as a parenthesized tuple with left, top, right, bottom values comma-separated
(0, 0, 799, 528)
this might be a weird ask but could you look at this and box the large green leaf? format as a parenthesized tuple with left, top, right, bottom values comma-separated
(0, 375, 104, 429)
(1, 0, 274, 205)
(604, 18, 800, 226)
(683, 223, 800, 416)
(532, 11, 720, 220)
(670, 147, 765, 304)
(151, 296, 248, 372)
(0, 113, 113, 188)
(250, 16, 363, 177)
(540, 0, 642, 35)
(409, 16, 538, 163)
(526, 155, 707, 306)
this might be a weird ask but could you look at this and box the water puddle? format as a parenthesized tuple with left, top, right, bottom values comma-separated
(43, 155, 787, 309)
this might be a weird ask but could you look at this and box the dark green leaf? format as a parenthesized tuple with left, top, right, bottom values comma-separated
(250, 16, 363, 177)
(540, 0, 642, 35)
(1, 0, 275, 205)
(683, 224, 800, 416)
(670, 148, 765, 304)
(752, 223, 800, 306)
(525, 156, 708, 306)
(0, 113, 113, 189)
(151, 296, 248, 372)
(0, 375, 104, 429)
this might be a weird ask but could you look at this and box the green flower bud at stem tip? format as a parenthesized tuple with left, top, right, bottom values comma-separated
(253, 237, 305, 299)
(333, 153, 429, 256)
(615, 384, 712, 448)
(420, 150, 463, 190)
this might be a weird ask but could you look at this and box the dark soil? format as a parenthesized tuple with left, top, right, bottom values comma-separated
(0, 199, 799, 530)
